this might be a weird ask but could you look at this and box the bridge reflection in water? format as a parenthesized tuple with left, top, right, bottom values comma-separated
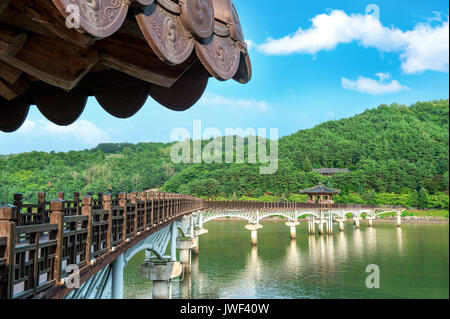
(162, 220, 417, 299)
(0, 193, 404, 299)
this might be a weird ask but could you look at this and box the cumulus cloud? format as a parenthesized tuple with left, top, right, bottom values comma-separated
(341, 73, 409, 95)
(199, 93, 269, 111)
(17, 119, 111, 146)
(258, 10, 449, 74)
(245, 39, 255, 50)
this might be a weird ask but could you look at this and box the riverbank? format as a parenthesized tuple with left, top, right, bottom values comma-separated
(213, 216, 449, 224)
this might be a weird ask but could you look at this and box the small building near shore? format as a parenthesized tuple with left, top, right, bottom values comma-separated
(313, 168, 350, 177)
(300, 184, 340, 204)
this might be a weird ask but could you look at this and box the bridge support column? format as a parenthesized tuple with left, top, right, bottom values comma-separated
(171, 222, 178, 261)
(286, 221, 299, 239)
(396, 213, 402, 227)
(336, 218, 345, 231)
(192, 228, 208, 256)
(318, 220, 324, 235)
(111, 253, 124, 299)
(138, 260, 182, 299)
(245, 224, 263, 246)
(192, 237, 199, 255)
(308, 217, 315, 234)
(353, 217, 362, 229)
(176, 237, 197, 274)
(367, 216, 375, 227)
(326, 216, 333, 234)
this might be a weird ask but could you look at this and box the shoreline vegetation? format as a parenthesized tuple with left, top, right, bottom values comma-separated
(213, 211, 449, 224)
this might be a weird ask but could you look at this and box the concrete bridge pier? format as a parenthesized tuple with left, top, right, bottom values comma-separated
(285, 221, 300, 239)
(367, 216, 375, 227)
(336, 218, 345, 231)
(138, 260, 182, 299)
(308, 217, 315, 234)
(245, 224, 263, 246)
(326, 216, 333, 234)
(396, 213, 402, 227)
(353, 217, 362, 229)
(192, 228, 208, 256)
(176, 237, 197, 274)
(111, 253, 124, 299)
(317, 220, 324, 235)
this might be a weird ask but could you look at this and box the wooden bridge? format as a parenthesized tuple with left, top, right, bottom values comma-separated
(0, 192, 404, 299)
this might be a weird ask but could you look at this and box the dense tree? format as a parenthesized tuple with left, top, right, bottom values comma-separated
(0, 99, 448, 209)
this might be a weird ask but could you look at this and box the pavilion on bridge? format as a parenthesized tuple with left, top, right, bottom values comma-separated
(300, 184, 340, 204)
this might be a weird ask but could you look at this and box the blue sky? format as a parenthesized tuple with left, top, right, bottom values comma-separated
(1, 0, 448, 154)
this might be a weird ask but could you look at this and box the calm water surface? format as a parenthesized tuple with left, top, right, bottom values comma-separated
(124, 221, 449, 299)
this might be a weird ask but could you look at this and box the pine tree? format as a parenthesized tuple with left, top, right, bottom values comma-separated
(303, 157, 313, 172)
(418, 188, 429, 209)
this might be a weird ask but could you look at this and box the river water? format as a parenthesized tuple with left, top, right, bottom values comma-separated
(124, 220, 449, 299)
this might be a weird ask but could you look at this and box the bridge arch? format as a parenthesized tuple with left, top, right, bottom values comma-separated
(202, 214, 252, 224)
(373, 210, 403, 217)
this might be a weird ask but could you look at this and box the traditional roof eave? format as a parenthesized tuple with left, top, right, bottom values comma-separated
(0, 0, 251, 132)
(300, 184, 341, 195)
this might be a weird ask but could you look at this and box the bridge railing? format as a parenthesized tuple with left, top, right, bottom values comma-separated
(203, 200, 402, 211)
(0, 192, 204, 299)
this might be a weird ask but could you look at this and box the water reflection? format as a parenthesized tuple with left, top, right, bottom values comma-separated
(124, 221, 449, 299)
(396, 227, 403, 256)
(284, 239, 300, 275)
(366, 227, 377, 255)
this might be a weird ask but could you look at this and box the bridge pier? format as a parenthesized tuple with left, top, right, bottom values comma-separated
(176, 237, 197, 274)
(326, 216, 333, 234)
(318, 220, 324, 235)
(245, 224, 263, 245)
(353, 217, 362, 229)
(111, 253, 124, 299)
(285, 221, 299, 239)
(336, 218, 345, 231)
(308, 216, 315, 234)
(367, 216, 375, 227)
(138, 260, 182, 299)
(396, 213, 402, 227)
(192, 228, 208, 256)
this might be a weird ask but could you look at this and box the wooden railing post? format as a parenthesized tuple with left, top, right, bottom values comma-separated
(73, 192, 80, 215)
(81, 196, 93, 262)
(119, 193, 128, 240)
(0, 205, 17, 299)
(37, 192, 46, 212)
(130, 192, 138, 235)
(140, 192, 148, 230)
(103, 194, 113, 251)
(49, 199, 65, 285)
(13, 194, 22, 211)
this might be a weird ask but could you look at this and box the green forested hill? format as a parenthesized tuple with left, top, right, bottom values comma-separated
(0, 99, 448, 208)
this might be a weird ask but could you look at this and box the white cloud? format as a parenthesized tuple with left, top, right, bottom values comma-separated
(341, 73, 409, 95)
(258, 10, 449, 74)
(17, 119, 110, 146)
(199, 93, 269, 111)
(245, 39, 255, 50)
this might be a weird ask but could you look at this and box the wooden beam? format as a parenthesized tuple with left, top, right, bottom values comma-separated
(0, 0, 11, 15)
(0, 24, 27, 59)
(0, 60, 21, 83)
(6, 0, 94, 47)
(0, 76, 28, 100)
(1, 24, 100, 91)
(93, 31, 196, 88)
